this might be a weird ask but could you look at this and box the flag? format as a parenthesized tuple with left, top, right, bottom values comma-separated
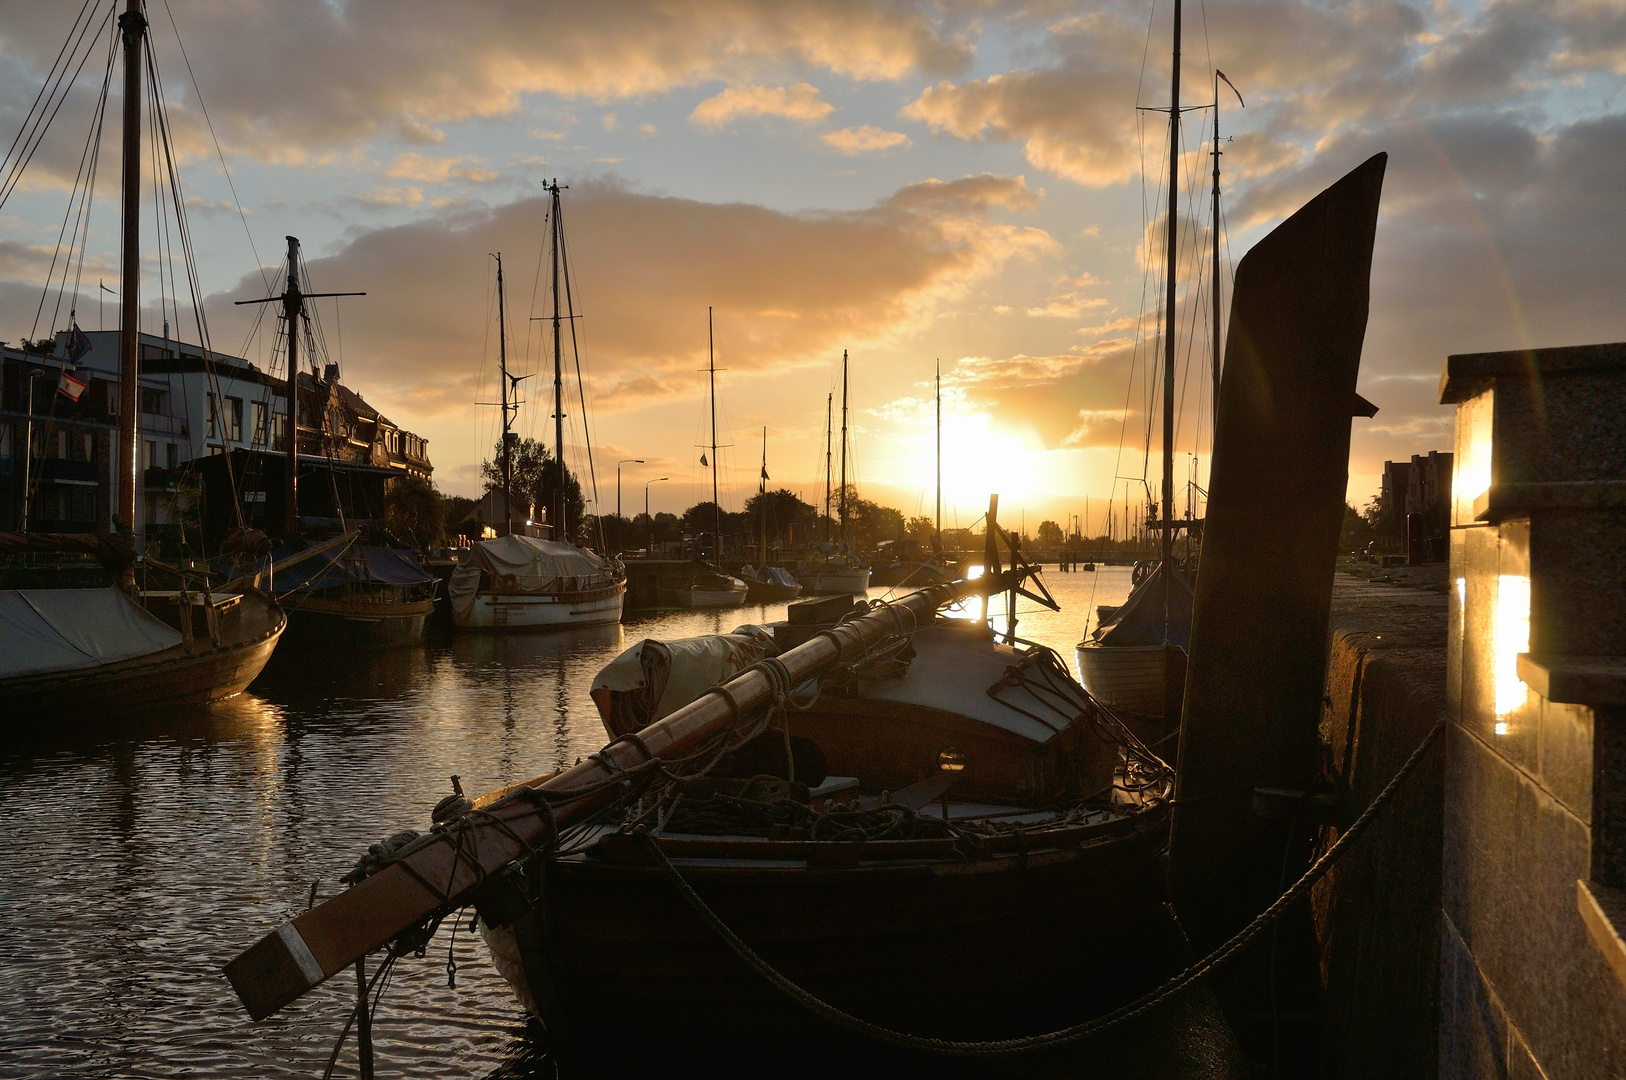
(699, 453, 708, 466)
(58, 370, 88, 402)
(1217, 70, 1244, 107)
(67, 323, 92, 363)
(761, 465, 769, 480)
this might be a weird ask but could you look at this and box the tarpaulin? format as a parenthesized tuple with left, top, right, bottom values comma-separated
(274, 543, 434, 593)
(590, 625, 778, 738)
(1091, 561, 1194, 649)
(448, 535, 616, 620)
(0, 588, 182, 678)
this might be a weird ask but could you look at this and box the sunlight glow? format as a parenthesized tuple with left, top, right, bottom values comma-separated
(1494, 574, 1530, 719)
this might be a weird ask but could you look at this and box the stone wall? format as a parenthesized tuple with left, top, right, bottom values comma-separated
(1315, 574, 1447, 1080)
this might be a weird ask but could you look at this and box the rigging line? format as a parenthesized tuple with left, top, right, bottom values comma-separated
(27, 16, 117, 342)
(0, 0, 110, 213)
(555, 204, 604, 540)
(156, 0, 270, 294)
(0, 0, 100, 176)
(64, 54, 111, 329)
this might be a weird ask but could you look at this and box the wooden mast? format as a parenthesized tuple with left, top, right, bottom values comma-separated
(495, 252, 512, 535)
(547, 180, 568, 541)
(839, 350, 848, 550)
(935, 360, 941, 551)
(708, 307, 720, 560)
(822, 392, 832, 543)
(236, 243, 362, 537)
(116, 0, 145, 540)
(759, 427, 768, 564)
(280, 238, 302, 535)
(1161, 0, 1181, 571)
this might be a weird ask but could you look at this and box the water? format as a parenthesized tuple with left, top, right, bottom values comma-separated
(0, 567, 1134, 1078)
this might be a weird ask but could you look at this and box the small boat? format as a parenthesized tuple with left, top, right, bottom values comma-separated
(272, 538, 438, 648)
(798, 555, 872, 595)
(688, 572, 748, 607)
(450, 535, 625, 630)
(738, 563, 801, 603)
(1076, 560, 1192, 742)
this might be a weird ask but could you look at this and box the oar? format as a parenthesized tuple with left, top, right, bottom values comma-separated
(224, 574, 997, 1021)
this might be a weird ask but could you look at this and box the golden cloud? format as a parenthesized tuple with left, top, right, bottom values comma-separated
(822, 125, 912, 154)
(690, 83, 834, 128)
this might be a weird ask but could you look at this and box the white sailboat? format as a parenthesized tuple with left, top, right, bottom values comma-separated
(453, 182, 626, 631)
(801, 350, 872, 596)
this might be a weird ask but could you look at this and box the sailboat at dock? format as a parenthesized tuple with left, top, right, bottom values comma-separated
(0, 0, 284, 711)
(798, 350, 872, 596)
(738, 427, 803, 603)
(451, 183, 627, 630)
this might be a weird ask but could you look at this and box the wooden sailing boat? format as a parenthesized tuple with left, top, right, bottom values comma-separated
(451, 183, 628, 630)
(231, 237, 438, 649)
(800, 351, 872, 595)
(1076, 3, 1223, 730)
(0, 0, 284, 711)
(688, 308, 747, 608)
(226, 501, 1173, 1069)
(740, 427, 802, 602)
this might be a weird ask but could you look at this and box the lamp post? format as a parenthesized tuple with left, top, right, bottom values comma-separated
(21, 368, 46, 531)
(616, 458, 643, 519)
(645, 477, 667, 556)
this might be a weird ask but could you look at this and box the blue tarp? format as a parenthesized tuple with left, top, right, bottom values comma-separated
(275, 543, 434, 592)
(1092, 561, 1194, 648)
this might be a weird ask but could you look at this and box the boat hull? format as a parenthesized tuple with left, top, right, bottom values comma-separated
(743, 581, 800, 603)
(1075, 641, 1181, 717)
(0, 593, 285, 715)
(799, 567, 872, 595)
(480, 809, 1169, 1057)
(454, 583, 625, 630)
(280, 595, 435, 648)
(689, 584, 748, 608)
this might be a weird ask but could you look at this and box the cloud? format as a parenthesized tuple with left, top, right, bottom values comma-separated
(822, 124, 912, 154)
(190, 173, 1056, 425)
(0, 1, 972, 165)
(385, 153, 500, 184)
(689, 83, 834, 128)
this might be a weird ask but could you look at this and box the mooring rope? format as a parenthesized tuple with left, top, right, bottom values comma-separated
(636, 710, 1448, 1057)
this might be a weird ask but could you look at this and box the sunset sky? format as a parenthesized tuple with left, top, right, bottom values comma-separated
(2, 0, 1623, 532)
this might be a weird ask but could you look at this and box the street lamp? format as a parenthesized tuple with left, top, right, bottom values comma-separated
(616, 458, 643, 518)
(21, 368, 46, 531)
(645, 477, 668, 556)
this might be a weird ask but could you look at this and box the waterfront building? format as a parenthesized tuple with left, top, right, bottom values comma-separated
(0, 328, 430, 543)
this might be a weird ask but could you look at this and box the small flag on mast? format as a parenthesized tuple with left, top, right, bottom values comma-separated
(58, 370, 88, 403)
(699, 453, 709, 466)
(761, 465, 769, 480)
(67, 324, 92, 363)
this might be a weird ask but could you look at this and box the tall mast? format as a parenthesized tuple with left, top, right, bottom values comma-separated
(1211, 72, 1223, 430)
(839, 350, 848, 549)
(1161, 0, 1182, 569)
(116, 0, 145, 540)
(823, 393, 832, 543)
(282, 238, 303, 535)
(934, 360, 941, 550)
(496, 252, 512, 535)
(708, 307, 720, 559)
(548, 180, 568, 541)
(759, 426, 768, 564)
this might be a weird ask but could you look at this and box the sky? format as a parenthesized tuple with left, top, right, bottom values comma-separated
(1, 0, 1623, 533)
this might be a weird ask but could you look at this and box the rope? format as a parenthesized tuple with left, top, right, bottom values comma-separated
(636, 710, 1447, 1057)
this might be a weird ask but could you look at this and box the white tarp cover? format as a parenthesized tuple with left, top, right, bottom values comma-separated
(590, 625, 778, 736)
(0, 588, 183, 679)
(448, 535, 614, 619)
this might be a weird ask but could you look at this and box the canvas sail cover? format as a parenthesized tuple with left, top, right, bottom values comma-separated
(1091, 562, 1194, 649)
(275, 544, 434, 592)
(589, 625, 779, 738)
(447, 535, 615, 619)
(0, 588, 183, 679)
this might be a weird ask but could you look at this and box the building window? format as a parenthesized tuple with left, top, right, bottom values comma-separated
(56, 430, 68, 460)
(140, 387, 164, 415)
(166, 443, 177, 469)
(251, 401, 268, 445)
(0, 424, 11, 461)
(225, 397, 243, 442)
(206, 395, 217, 439)
(145, 440, 157, 470)
(75, 432, 93, 463)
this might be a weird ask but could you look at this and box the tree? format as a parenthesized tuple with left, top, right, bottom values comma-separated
(480, 437, 585, 541)
(384, 474, 446, 551)
(906, 515, 937, 546)
(742, 488, 819, 548)
(21, 337, 55, 356)
(1036, 519, 1064, 546)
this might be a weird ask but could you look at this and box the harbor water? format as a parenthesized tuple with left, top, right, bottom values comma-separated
(0, 567, 1136, 1078)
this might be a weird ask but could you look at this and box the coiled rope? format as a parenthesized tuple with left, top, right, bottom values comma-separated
(637, 710, 1448, 1057)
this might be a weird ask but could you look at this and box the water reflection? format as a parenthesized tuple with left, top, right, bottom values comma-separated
(0, 572, 1130, 1078)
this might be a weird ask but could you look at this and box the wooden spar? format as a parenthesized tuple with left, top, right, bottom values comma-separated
(224, 572, 997, 1022)
(117, 0, 144, 541)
